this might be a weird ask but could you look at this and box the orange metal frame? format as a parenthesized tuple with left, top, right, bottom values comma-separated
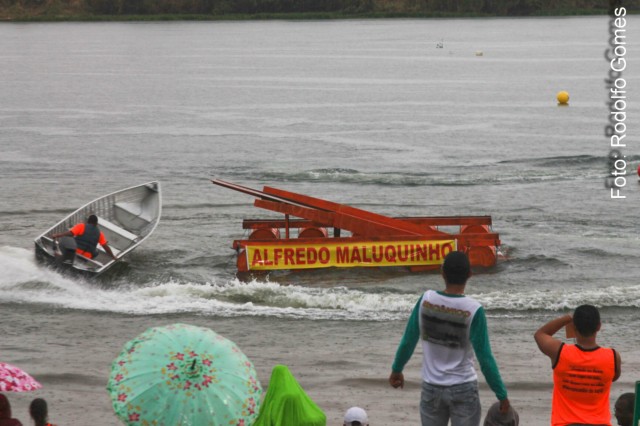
(211, 179, 501, 273)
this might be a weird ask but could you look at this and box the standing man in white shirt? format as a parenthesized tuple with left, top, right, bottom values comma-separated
(389, 251, 510, 426)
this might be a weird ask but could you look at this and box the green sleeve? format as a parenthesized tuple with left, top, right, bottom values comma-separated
(469, 307, 508, 400)
(391, 296, 421, 373)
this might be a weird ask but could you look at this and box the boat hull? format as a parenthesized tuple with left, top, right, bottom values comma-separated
(34, 181, 161, 277)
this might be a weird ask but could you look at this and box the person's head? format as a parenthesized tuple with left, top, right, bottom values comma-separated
(87, 214, 98, 225)
(614, 392, 635, 426)
(343, 406, 368, 426)
(483, 401, 519, 426)
(442, 251, 471, 285)
(0, 393, 12, 419)
(29, 398, 48, 425)
(572, 304, 601, 337)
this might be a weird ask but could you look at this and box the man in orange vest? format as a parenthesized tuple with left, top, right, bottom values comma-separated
(51, 214, 117, 261)
(534, 305, 621, 426)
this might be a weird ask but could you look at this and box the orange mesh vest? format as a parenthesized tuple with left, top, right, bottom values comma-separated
(551, 344, 616, 426)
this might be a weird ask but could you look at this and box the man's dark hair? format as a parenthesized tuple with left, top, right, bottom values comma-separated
(617, 392, 635, 408)
(616, 392, 635, 426)
(29, 398, 48, 426)
(442, 251, 471, 285)
(87, 214, 98, 225)
(573, 304, 600, 337)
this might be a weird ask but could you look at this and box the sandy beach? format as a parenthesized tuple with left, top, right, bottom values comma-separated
(3, 303, 636, 425)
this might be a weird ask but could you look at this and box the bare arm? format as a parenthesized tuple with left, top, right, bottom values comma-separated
(613, 350, 621, 382)
(534, 314, 572, 362)
(102, 242, 118, 260)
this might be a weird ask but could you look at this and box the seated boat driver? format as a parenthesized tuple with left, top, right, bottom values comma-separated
(51, 214, 117, 261)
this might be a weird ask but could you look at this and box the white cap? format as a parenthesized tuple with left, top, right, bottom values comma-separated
(344, 406, 368, 425)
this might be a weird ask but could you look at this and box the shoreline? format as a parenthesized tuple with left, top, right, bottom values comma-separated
(0, 9, 613, 23)
(1, 303, 635, 426)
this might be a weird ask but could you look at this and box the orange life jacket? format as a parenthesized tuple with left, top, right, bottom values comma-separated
(551, 343, 616, 426)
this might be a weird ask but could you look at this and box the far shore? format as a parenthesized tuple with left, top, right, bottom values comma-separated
(0, 9, 616, 23)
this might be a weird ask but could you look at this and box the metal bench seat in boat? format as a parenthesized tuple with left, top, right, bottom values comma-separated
(96, 216, 139, 253)
(114, 201, 153, 230)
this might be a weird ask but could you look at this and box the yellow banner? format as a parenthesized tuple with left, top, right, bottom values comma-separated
(245, 240, 457, 270)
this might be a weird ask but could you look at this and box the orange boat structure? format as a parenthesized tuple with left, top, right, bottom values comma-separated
(212, 179, 501, 274)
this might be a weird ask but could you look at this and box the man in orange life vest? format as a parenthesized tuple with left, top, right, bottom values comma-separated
(534, 305, 621, 426)
(51, 214, 117, 261)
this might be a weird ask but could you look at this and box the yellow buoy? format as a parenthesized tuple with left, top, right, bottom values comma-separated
(557, 91, 570, 105)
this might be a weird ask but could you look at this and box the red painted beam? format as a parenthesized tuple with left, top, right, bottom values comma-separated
(261, 186, 447, 237)
(241, 216, 493, 229)
(254, 199, 445, 238)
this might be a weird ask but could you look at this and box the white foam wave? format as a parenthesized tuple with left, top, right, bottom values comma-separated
(2, 247, 639, 320)
(476, 286, 640, 311)
(0, 247, 412, 321)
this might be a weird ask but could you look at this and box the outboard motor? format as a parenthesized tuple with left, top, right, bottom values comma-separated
(56, 236, 77, 265)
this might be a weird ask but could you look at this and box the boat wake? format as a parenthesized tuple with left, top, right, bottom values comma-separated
(2, 246, 640, 320)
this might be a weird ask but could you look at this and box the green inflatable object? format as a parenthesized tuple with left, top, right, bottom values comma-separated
(253, 365, 327, 426)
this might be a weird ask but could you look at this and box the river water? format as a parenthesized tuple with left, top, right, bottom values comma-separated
(1, 16, 639, 425)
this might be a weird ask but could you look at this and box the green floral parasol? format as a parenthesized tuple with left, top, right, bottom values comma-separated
(107, 323, 262, 426)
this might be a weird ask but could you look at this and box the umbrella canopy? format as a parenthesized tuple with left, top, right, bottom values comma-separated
(253, 365, 326, 426)
(0, 362, 42, 392)
(107, 323, 262, 426)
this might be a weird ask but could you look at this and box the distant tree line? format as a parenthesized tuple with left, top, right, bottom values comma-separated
(2, 0, 638, 18)
(79, 0, 382, 15)
(81, 0, 615, 15)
